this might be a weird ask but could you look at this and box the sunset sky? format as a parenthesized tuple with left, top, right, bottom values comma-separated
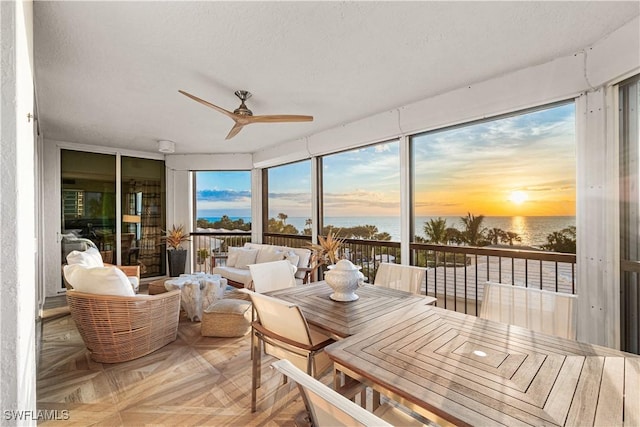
(197, 102, 576, 219)
(413, 102, 576, 216)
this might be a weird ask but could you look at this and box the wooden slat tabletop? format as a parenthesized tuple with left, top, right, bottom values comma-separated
(265, 282, 432, 339)
(325, 304, 640, 426)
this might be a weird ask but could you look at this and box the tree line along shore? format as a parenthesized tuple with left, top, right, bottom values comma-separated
(196, 212, 576, 254)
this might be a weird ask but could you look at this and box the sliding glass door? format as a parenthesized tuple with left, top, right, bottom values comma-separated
(121, 156, 166, 277)
(60, 150, 166, 285)
(61, 150, 116, 265)
(620, 75, 640, 353)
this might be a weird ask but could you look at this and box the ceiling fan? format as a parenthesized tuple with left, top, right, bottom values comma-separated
(179, 89, 313, 140)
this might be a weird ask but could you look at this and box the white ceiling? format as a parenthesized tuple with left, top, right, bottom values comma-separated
(34, 1, 639, 155)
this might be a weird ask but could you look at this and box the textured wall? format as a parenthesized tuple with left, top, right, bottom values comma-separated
(1, 0, 37, 425)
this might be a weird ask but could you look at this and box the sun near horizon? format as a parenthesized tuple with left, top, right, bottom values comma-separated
(509, 190, 528, 205)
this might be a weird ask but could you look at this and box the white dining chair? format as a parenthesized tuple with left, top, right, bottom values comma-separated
(480, 281, 578, 339)
(245, 260, 300, 360)
(245, 291, 334, 412)
(249, 260, 298, 293)
(272, 359, 429, 427)
(374, 263, 426, 295)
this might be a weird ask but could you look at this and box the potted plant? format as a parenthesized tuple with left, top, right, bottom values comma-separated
(162, 224, 190, 277)
(307, 230, 345, 280)
(196, 248, 209, 266)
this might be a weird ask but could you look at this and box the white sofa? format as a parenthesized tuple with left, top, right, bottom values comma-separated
(212, 242, 313, 289)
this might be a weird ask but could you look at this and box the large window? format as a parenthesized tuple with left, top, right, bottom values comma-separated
(321, 140, 400, 240)
(265, 160, 311, 235)
(412, 102, 576, 251)
(194, 171, 252, 231)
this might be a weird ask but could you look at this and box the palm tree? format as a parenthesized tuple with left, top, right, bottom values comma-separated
(423, 218, 448, 244)
(423, 217, 449, 268)
(277, 212, 288, 224)
(503, 231, 522, 246)
(446, 227, 464, 244)
(486, 227, 506, 245)
(303, 218, 312, 235)
(541, 226, 576, 253)
(373, 232, 392, 241)
(460, 212, 486, 246)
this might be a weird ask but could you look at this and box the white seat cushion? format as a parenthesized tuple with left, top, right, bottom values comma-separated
(211, 266, 253, 287)
(63, 264, 135, 297)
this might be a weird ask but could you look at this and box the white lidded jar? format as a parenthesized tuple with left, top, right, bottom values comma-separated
(325, 259, 365, 302)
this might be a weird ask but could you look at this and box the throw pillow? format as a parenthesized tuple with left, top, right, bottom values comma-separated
(128, 276, 140, 293)
(66, 247, 104, 268)
(258, 248, 286, 264)
(63, 264, 135, 297)
(227, 247, 242, 268)
(235, 248, 259, 270)
(284, 251, 300, 268)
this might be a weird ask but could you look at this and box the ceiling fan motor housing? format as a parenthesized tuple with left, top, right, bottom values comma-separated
(233, 90, 253, 116)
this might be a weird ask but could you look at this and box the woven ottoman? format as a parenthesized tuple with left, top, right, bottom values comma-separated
(201, 299, 252, 337)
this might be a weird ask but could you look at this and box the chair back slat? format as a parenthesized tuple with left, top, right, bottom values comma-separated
(249, 292, 313, 346)
(480, 281, 578, 339)
(249, 260, 297, 293)
(374, 263, 425, 295)
(272, 359, 392, 427)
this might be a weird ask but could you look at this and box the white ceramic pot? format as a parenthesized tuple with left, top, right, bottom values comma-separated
(325, 259, 365, 302)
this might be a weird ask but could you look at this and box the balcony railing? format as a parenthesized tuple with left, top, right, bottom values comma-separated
(340, 238, 401, 283)
(263, 234, 401, 283)
(192, 231, 576, 319)
(262, 232, 312, 248)
(411, 243, 577, 316)
(190, 231, 251, 274)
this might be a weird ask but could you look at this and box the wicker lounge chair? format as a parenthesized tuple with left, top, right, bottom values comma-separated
(66, 289, 181, 363)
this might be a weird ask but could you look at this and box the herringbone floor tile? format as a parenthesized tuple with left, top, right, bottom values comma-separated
(38, 312, 308, 426)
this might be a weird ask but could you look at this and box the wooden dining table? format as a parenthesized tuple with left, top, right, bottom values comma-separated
(324, 303, 640, 427)
(265, 281, 435, 340)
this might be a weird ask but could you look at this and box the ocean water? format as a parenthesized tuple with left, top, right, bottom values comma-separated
(198, 215, 575, 247)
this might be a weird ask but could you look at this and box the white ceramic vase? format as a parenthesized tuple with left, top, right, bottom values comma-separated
(325, 259, 365, 302)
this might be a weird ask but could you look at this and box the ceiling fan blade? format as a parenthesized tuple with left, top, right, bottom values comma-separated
(247, 114, 314, 124)
(225, 122, 246, 140)
(178, 90, 236, 119)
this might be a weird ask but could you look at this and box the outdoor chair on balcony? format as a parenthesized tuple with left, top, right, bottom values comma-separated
(223, 261, 300, 357)
(374, 262, 426, 295)
(272, 359, 429, 427)
(245, 291, 334, 412)
(225, 259, 297, 300)
(480, 281, 578, 340)
(249, 260, 298, 292)
(66, 289, 181, 363)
